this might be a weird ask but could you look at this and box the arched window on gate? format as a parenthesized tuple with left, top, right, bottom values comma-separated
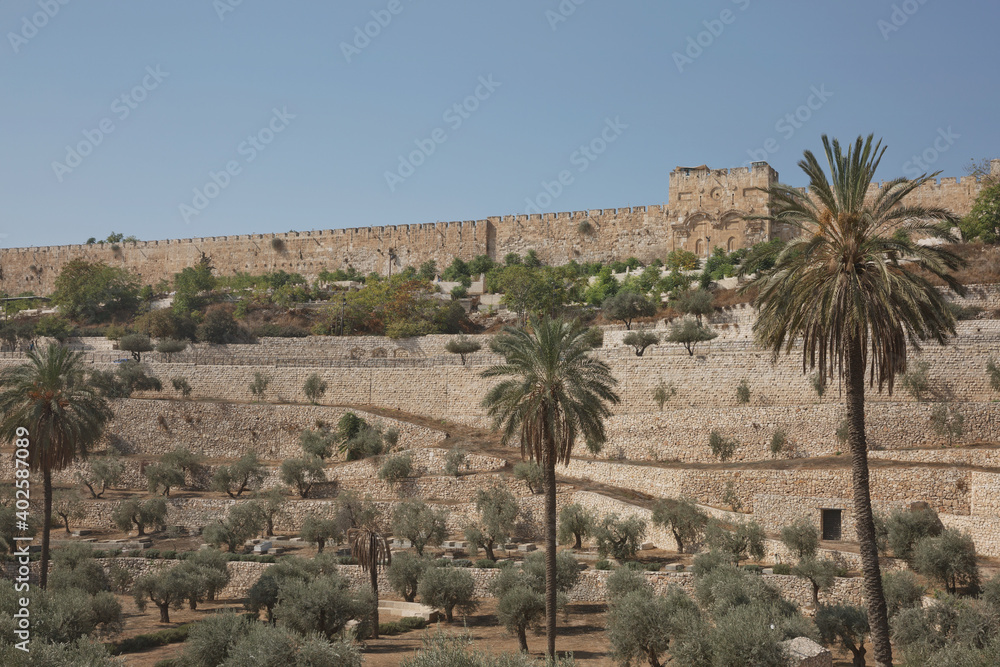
(727, 237, 736, 252)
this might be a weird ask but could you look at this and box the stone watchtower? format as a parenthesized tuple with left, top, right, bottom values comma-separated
(666, 162, 780, 258)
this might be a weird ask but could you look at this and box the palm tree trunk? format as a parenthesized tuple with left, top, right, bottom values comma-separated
(370, 543, 380, 639)
(845, 334, 892, 667)
(41, 469, 52, 589)
(544, 451, 558, 660)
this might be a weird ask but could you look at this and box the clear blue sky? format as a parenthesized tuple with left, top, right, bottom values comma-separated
(1, 0, 997, 249)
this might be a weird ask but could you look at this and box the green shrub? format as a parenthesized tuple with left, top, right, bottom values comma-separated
(771, 563, 792, 575)
(901, 361, 931, 401)
(735, 379, 751, 404)
(161, 550, 177, 560)
(110, 623, 193, 654)
(444, 448, 467, 477)
(378, 453, 413, 485)
(452, 559, 473, 568)
(399, 616, 428, 630)
(379, 621, 404, 635)
(475, 559, 497, 569)
(144, 549, 160, 559)
(709, 431, 738, 461)
(770, 429, 788, 456)
(596, 559, 613, 570)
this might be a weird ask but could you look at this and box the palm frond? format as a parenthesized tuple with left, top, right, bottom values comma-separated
(742, 134, 966, 394)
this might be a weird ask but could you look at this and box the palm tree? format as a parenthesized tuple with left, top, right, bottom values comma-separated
(349, 524, 391, 639)
(742, 135, 965, 667)
(0, 344, 111, 588)
(481, 316, 620, 659)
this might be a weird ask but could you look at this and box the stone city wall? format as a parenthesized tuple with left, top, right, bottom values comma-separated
(2, 159, 992, 294)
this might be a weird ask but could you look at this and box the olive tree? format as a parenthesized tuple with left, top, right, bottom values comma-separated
(670, 288, 714, 323)
(793, 557, 841, 607)
(112, 498, 167, 536)
(780, 517, 820, 561)
(666, 318, 717, 356)
(387, 552, 428, 602)
(155, 338, 187, 359)
(145, 461, 185, 497)
(119, 333, 153, 362)
(418, 565, 477, 622)
(299, 515, 341, 554)
(816, 604, 870, 667)
(882, 570, 924, 620)
(913, 529, 980, 594)
(704, 520, 766, 566)
(272, 572, 370, 640)
(133, 565, 191, 622)
(464, 486, 518, 561)
(884, 506, 943, 563)
(557, 503, 595, 549)
(651, 497, 708, 554)
(594, 513, 647, 561)
(608, 587, 697, 667)
(377, 453, 413, 487)
(512, 461, 543, 494)
(279, 457, 326, 498)
(603, 290, 657, 330)
(303, 373, 328, 404)
(77, 452, 124, 498)
(623, 330, 660, 357)
(211, 453, 266, 498)
(445, 336, 482, 365)
(52, 488, 85, 534)
(708, 430, 737, 462)
(204, 501, 266, 552)
(390, 499, 447, 556)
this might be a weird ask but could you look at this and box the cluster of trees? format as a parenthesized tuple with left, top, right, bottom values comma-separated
(959, 160, 999, 243)
(312, 272, 469, 338)
(0, 544, 124, 665)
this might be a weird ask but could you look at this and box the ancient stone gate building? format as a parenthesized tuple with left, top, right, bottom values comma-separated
(1, 160, 996, 294)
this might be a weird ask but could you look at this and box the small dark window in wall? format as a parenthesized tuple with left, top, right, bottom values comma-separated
(821, 509, 842, 541)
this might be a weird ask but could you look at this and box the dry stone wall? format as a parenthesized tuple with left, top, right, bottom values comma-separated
(100, 399, 443, 459)
(605, 401, 1000, 463)
(70, 557, 865, 608)
(4, 321, 991, 436)
(561, 459, 972, 515)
